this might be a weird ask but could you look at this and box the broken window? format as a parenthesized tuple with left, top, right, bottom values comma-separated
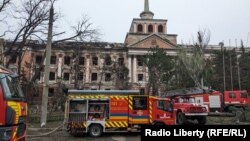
(140, 88, 145, 95)
(79, 57, 85, 65)
(78, 72, 84, 80)
(10, 55, 17, 64)
(119, 73, 125, 80)
(138, 74, 144, 81)
(105, 73, 111, 81)
(50, 56, 56, 64)
(118, 58, 124, 66)
(92, 56, 98, 66)
(105, 55, 112, 66)
(48, 88, 54, 97)
(64, 56, 70, 65)
(63, 72, 69, 81)
(91, 73, 97, 81)
(49, 72, 55, 80)
(35, 55, 43, 65)
(137, 56, 144, 66)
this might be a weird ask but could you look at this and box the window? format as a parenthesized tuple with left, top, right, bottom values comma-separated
(105, 55, 112, 66)
(63, 73, 69, 81)
(118, 58, 124, 66)
(137, 24, 143, 32)
(91, 73, 98, 81)
(105, 89, 111, 90)
(36, 55, 43, 64)
(49, 72, 55, 80)
(50, 56, 56, 64)
(105, 73, 111, 81)
(157, 100, 173, 112)
(158, 25, 163, 33)
(148, 25, 153, 33)
(140, 88, 145, 95)
(119, 73, 125, 80)
(10, 55, 17, 64)
(48, 88, 54, 97)
(240, 92, 248, 98)
(229, 93, 236, 99)
(64, 56, 70, 65)
(79, 57, 85, 65)
(35, 68, 41, 81)
(78, 72, 84, 80)
(92, 57, 98, 66)
(137, 56, 144, 66)
(133, 96, 147, 110)
(138, 74, 144, 81)
(0, 73, 24, 99)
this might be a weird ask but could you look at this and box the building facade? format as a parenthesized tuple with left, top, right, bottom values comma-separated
(1, 0, 239, 106)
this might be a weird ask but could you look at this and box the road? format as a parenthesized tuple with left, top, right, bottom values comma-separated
(27, 132, 140, 141)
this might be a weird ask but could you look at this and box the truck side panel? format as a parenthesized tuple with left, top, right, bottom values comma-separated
(107, 96, 129, 128)
(128, 96, 149, 125)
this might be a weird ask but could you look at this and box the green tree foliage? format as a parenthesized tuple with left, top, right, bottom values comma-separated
(211, 49, 240, 92)
(144, 46, 174, 96)
(238, 49, 250, 92)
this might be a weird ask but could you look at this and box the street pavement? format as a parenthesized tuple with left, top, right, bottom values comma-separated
(27, 132, 140, 141)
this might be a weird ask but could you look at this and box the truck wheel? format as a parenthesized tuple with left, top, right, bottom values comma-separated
(89, 124, 103, 137)
(197, 116, 207, 125)
(176, 112, 186, 125)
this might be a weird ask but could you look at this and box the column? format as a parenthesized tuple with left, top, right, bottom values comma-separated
(128, 56, 132, 82)
(154, 23, 157, 33)
(144, 23, 147, 33)
(57, 56, 62, 78)
(133, 56, 137, 83)
(134, 23, 137, 33)
(85, 55, 90, 83)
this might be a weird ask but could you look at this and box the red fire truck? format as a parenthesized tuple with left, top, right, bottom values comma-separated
(223, 90, 250, 110)
(0, 66, 27, 141)
(64, 90, 208, 137)
(167, 88, 250, 112)
(161, 89, 208, 124)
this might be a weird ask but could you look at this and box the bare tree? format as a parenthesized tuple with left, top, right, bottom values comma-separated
(0, 0, 12, 37)
(0, 0, 11, 13)
(176, 29, 210, 88)
(4, 0, 51, 74)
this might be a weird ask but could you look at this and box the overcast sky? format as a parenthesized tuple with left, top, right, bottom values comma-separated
(54, 0, 250, 46)
(2, 0, 249, 47)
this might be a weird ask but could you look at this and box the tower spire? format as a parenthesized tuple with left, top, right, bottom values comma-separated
(144, 0, 149, 12)
(140, 0, 154, 19)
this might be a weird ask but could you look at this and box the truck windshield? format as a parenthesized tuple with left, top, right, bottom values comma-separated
(0, 73, 25, 99)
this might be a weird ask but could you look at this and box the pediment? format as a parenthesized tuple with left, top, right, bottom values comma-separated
(128, 34, 175, 48)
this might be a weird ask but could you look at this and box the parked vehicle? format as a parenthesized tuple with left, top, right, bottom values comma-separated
(0, 66, 27, 141)
(164, 88, 250, 112)
(64, 90, 208, 137)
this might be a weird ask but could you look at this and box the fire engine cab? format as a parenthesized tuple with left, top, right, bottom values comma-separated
(64, 90, 178, 137)
(0, 66, 27, 141)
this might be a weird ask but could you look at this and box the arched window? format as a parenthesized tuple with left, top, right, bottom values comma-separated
(158, 25, 164, 33)
(137, 24, 143, 32)
(148, 25, 153, 33)
(105, 55, 112, 66)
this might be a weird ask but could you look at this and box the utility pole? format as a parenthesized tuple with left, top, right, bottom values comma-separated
(229, 53, 233, 90)
(220, 42, 226, 92)
(237, 54, 241, 90)
(41, 6, 54, 127)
